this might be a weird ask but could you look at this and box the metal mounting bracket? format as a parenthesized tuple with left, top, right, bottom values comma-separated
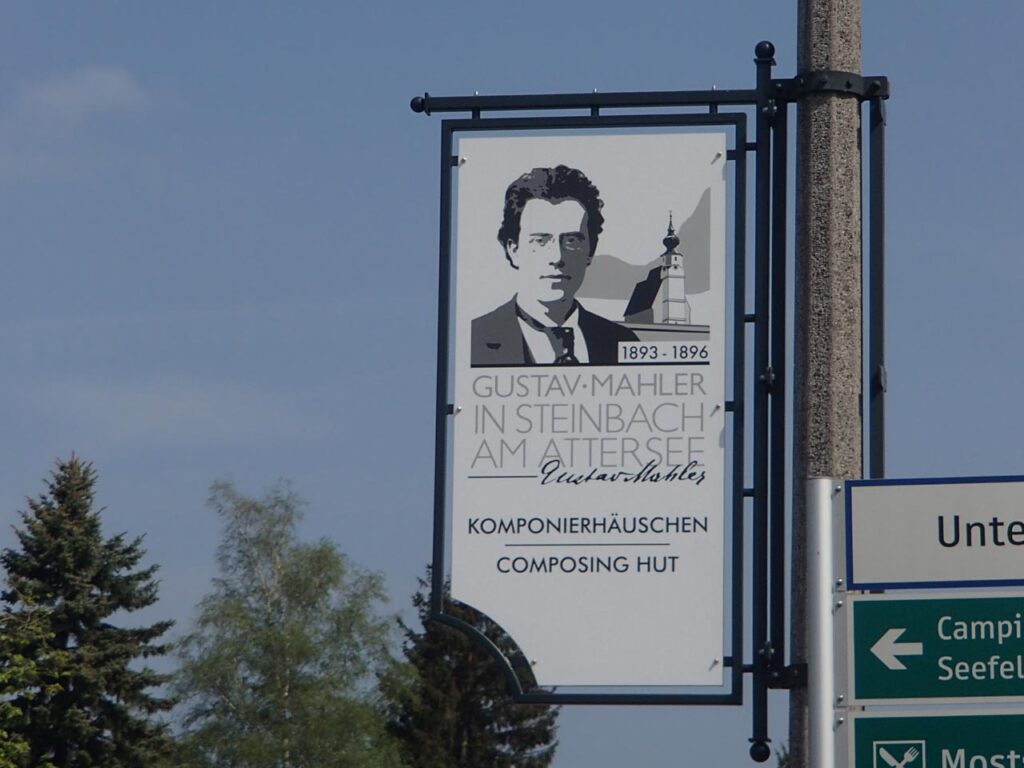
(767, 662, 808, 690)
(774, 71, 890, 102)
(874, 363, 888, 393)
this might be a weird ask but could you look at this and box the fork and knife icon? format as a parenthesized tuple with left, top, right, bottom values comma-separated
(878, 745, 920, 767)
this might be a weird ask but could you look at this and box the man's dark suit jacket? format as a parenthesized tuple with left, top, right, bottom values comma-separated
(471, 298, 639, 366)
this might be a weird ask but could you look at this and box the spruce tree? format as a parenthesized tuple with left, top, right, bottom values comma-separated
(383, 570, 558, 768)
(1, 456, 173, 767)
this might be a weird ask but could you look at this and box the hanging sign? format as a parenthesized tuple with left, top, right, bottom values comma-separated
(445, 131, 730, 687)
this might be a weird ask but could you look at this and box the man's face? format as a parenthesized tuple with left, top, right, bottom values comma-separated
(506, 197, 593, 308)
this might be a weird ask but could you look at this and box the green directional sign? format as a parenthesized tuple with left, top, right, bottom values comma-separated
(851, 593, 1024, 703)
(852, 711, 1024, 768)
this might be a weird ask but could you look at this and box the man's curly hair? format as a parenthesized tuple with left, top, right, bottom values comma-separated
(497, 165, 604, 265)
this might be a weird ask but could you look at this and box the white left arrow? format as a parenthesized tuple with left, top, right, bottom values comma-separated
(871, 627, 924, 671)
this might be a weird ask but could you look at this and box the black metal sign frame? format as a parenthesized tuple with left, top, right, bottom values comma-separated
(414, 40, 889, 761)
(432, 111, 747, 707)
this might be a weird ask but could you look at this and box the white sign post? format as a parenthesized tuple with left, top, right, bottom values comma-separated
(446, 131, 730, 687)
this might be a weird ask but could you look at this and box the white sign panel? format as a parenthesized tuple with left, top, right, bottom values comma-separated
(846, 477, 1024, 590)
(447, 132, 729, 686)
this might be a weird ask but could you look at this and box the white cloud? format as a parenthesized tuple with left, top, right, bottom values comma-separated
(0, 66, 150, 182)
(18, 66, 148, 123)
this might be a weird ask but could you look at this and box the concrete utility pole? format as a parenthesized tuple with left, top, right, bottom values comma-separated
(790, 1, 862, 766)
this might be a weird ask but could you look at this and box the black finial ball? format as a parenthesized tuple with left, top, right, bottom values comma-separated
(749, 741, 772, 763)
(410, 96, 426, 113)
(755, 40, 775, 59)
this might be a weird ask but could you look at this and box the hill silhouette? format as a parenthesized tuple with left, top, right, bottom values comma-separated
(578, 188, 711, 300)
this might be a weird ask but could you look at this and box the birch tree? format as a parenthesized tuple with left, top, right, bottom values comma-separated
(174, 481, 400, 768)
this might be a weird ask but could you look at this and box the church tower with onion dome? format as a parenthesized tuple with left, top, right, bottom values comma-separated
(653, 214, 690, 324)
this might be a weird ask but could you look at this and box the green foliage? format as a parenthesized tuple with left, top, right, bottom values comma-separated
(0, 607, 63, 768)
(0, 456, 174, 767)
(0, 615, 36, 768)
(382, 570, 558, 768)
(174, 481, 401, 768)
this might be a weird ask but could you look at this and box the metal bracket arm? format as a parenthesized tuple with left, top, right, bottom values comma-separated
(409, 86, 759, 116)
(767, 662, 808, 690)
(774, 71, 890, 102)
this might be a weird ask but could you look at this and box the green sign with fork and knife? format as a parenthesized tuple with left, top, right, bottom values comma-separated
(851, 711, 1024, 768)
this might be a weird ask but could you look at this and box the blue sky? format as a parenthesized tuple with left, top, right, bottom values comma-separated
(3, 3, 1023, 766)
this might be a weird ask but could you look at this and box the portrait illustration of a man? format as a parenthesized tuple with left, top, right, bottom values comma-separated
(471, 165, 638, 367)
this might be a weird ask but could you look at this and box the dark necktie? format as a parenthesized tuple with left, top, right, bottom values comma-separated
(549, 327, 579, 365)
(515, 304, 581, 365)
